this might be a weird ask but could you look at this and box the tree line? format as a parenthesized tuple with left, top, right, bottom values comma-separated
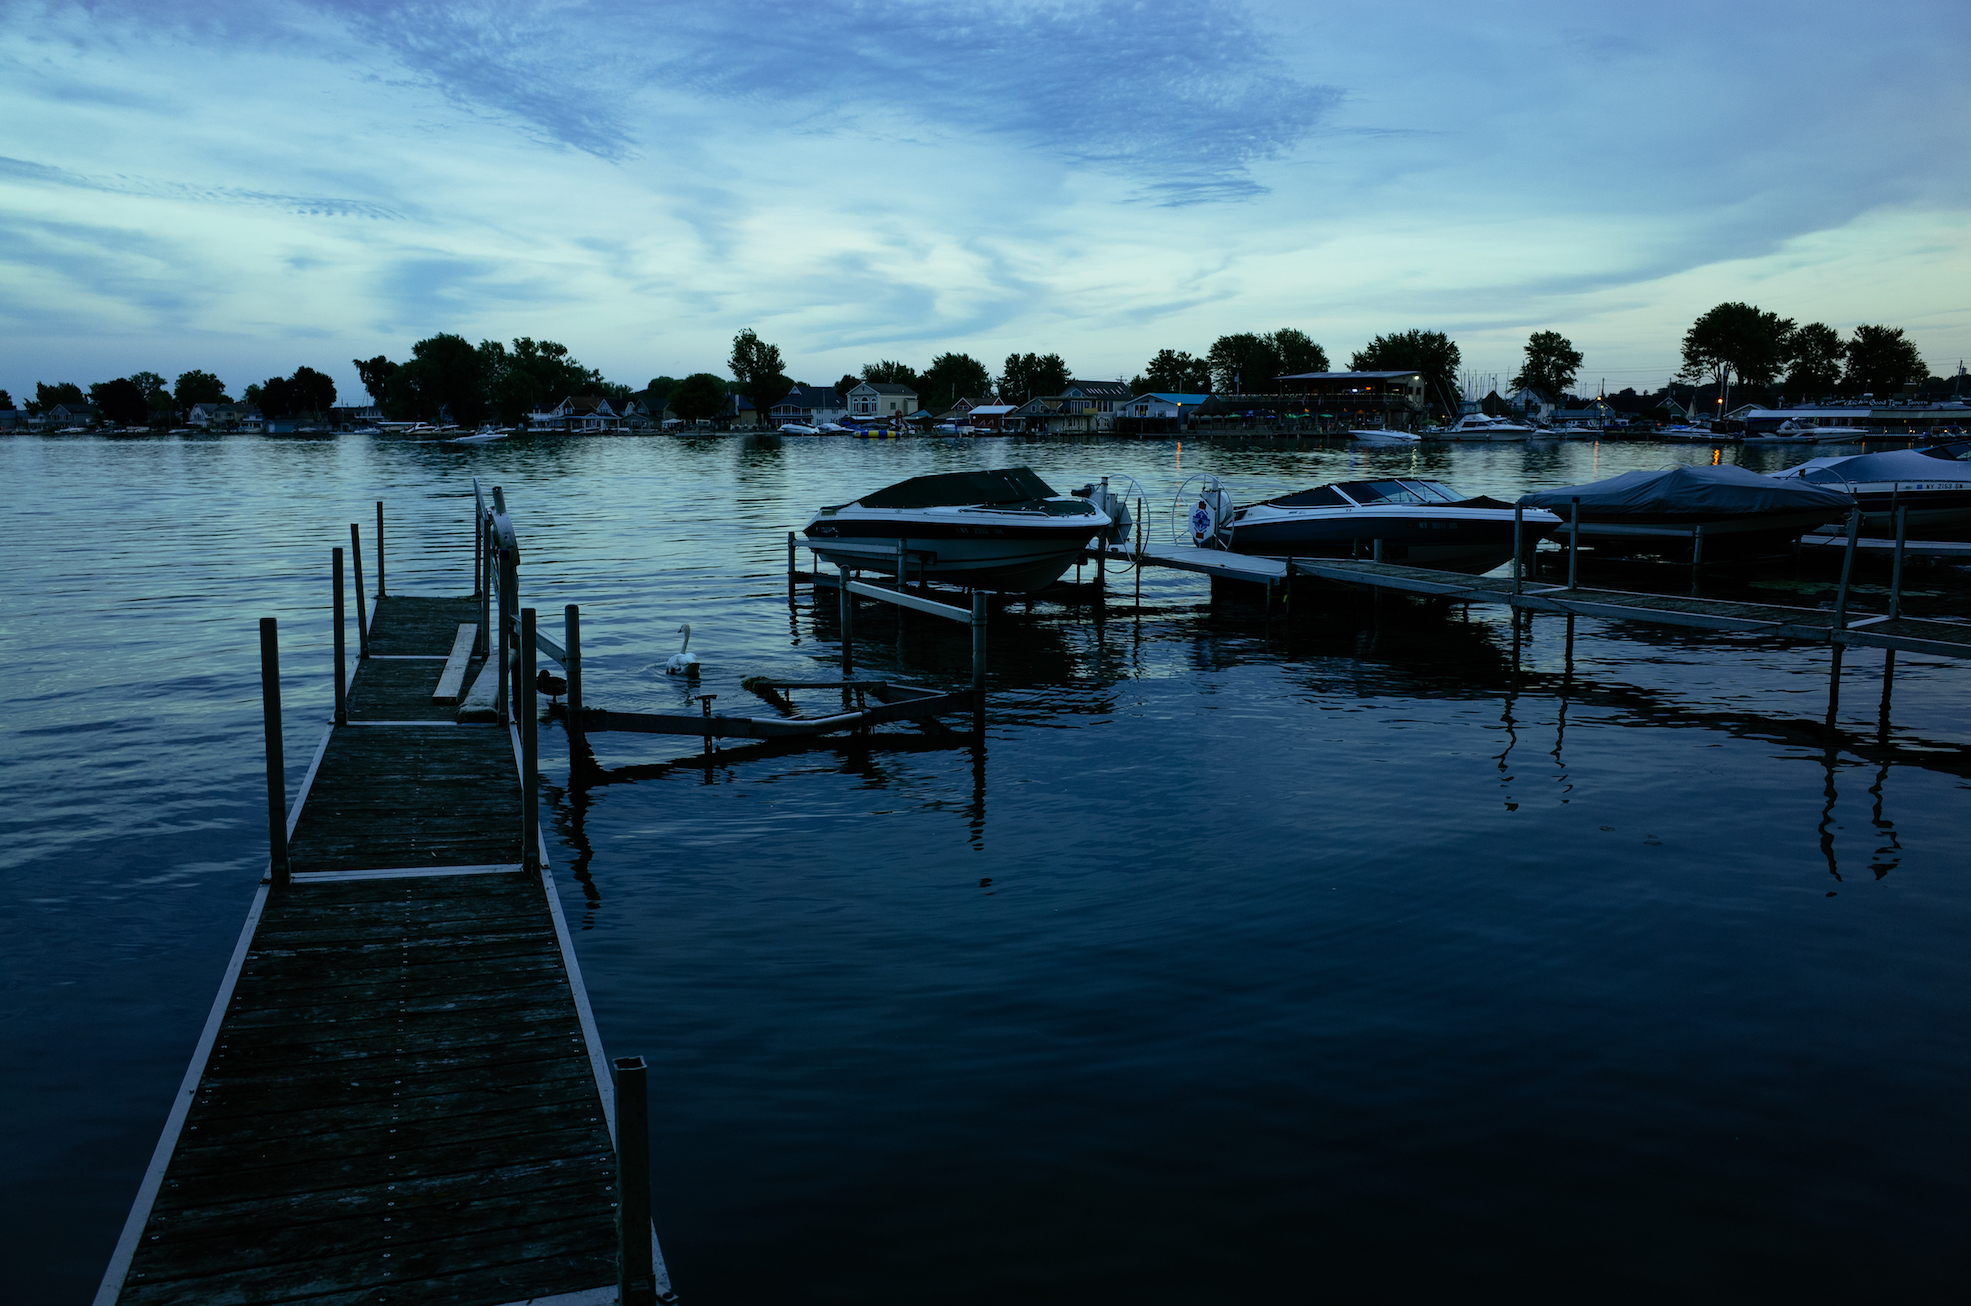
(1676, 304, 1932, 403)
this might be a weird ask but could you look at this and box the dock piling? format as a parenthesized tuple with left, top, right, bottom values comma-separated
(1833, 508, 1861, 629)
(259, 618, 289, 887)
(971, 590, 987, 734)
(565, 603, 584, 757)
(1567, 497, 1580, 590)
(1690, 524, 1705, 596)
(332, 546, 347, 726)
(1890, 505, 1908, 620)
(350, 523, 369, 658)
(786, 531, 797, 605)
(376, 500, 386, 597)
(839, 563, 855, 676)
(1511, 506, 1524, 596)
(522, 607, 539, 869)
(1373, 538, 1384, 563)
(498, 559, 511, 727)
(614, 1055, 658, 1306)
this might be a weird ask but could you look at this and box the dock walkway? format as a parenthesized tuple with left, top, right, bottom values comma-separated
(97, 588, 667, 1305)
(1115, 544, 1971, 659)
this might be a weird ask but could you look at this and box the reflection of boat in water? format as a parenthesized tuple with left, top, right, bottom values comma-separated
(1424, 413, 1541, 442)
(803, 467, 1114, 592)
(1227, 478, 1560, 574)
(1769, 447, 1971, 534)
(1519, 464, 1855, 555)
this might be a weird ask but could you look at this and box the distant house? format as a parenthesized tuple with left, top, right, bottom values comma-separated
(618, 397, 656, 431)
(529, 395, 620, 433)
(1504, 387, 1555, 421)
(327, 404, 383, 430)
(717, 393, 760, 427)
(1057, 379, 1133, 433)
(237, 407, 266, 433)
(45, 402, 96, 428)
(1005, 396, 1067, 432)
(847, 382, 917, 419)
(958, 402, 1016, 431)
(771, 385, 849, 427)
(0, 407, 22, 429)
(1118, 392, 1208, 434)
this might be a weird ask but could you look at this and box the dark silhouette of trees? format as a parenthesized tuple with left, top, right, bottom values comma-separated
(1784, 323, 1844, 397)
(835, 374, 859, 399)
(669, 373, 729, 423)
(1138, 349, 1211, 393)
(354, 356, 400, 409)
(1843, 324, 1927, 397)
(1678, 302, 1794, 399)
(1351, 330, 1462, 414)
(32, 382, 85, 414)
(1205, 329, 1328, 393)
(920, 352, 992, 410)
(91, 377, 149, 426)
(998, 352, 1069, 402)
(730, 330, 793, 426)
(1511, 331, 1583, 399)
(175, 370, 229, 406)
(481, 338, 604, 424)
(860, 360, 922, 392)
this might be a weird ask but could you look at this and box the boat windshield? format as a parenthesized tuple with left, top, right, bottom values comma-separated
(1332, 480, 1466, 506)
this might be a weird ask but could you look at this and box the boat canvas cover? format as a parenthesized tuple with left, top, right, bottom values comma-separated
(1519, 464, 1852, 514)
(1788, 449, 1971, 485)
(856, 467, 1060, 509)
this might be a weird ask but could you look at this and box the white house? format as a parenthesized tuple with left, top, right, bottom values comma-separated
(771, 385, 849, 427)
(1122, 392, 1208, 420)
(847, 382, 917, 419)
(529, 395, 620, 432)
(1057, 379, 1133, 432)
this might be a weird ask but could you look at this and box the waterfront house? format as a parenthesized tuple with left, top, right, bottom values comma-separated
(1058, 379, 1133, 433)
(326, 404, 384, 431)
(1117, 392, 1208, 434)
(45, 402, 96, 428)
(1005, 396, 1068, 433)
(957, 402, 1016, 431)
(1505, 387, 1556, 422)
(0, 407, 20, 429)
(771, 385, 849, 427)
(238, 407, 266, 434)
(847, 382, 917, 419)
(529, 395, 621, 433)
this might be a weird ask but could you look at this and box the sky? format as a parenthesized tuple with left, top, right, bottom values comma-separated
(2, 0, 1969, 405)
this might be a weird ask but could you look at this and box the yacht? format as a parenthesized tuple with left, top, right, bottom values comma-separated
(1227, 478, 1559, 574)
(803, 467, 1115, 592)
(1425, 413, 1542, 441)
(1520, 465, 1855, 555)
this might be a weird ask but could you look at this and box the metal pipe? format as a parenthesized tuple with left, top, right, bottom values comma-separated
(477, 515, 490, 656)
(1833, 507, 1861, 629)
(376, 500, 386, 597)
(497, 552, 511, 726)
(787, 531, 797, 605)
(350, 523, 369, 658)
(1511, 505, 1523, 596)
(333, 547, 347, 726)
(613, 1055, 657, 1306)
(1373, 538, 1383, 563)
(1567, 497, 1580, 590)
(1690, 524, 1704, 595)
(1890, 504, 1908, 620)
(838, 564, 854, 677)
(473, 497, 482, 601)
(260, 618, 289, 886)
(522, 607, 538, 870)
(565, 604, 583, 752)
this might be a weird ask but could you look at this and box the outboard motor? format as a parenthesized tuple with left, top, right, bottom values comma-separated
(1075, 477, 1134, 547)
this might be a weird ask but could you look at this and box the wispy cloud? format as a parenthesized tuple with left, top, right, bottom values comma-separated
(0, 155, 406, 220)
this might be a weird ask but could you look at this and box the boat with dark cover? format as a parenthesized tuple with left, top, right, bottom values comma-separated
(803, 467, 1113, 592)
(1227, 478, 1559, 574)
(1520, 464, 1856, 555)
(1768, 447, 1971, 534)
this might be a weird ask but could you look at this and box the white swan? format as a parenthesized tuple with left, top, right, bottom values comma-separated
(666, 623, 700, 677)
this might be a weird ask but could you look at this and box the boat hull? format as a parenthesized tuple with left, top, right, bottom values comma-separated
(804, 516, 1098, 591)
(1229, 506, 1556, 574)
(1557, 509, 1838, 555)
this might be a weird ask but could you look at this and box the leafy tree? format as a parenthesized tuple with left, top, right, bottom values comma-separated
(1206, 333, 1273, 393)
(251, 376, 297, 418)
(644, 376, 680, 407)
(1784, 323, 1844, 396)
(1141, 349, 1212, 393)
(1268, 328, 1329, 377)
(920, 352, 992, 410)
(860, 359, 922, 392)
(998, 352, 1069, 402)
(92, 377, 150, 426)
(1843, 324, 1926, 397)
(1677, 302, 1794, 398)
(836, 373, 860, 399)
(1511, 331, 1583, 400)
(669, 372, 729, 423)
(0, 390, 11, 410)
(33, 381, 85, 414)
(730, 329, 793, 426)
(125, 371, 170, 401)
(1351, 330, 1463, 415)
(395, 333, 488, 425)
(175, 370, 229, 406)
(288, 366, 337, 416)
(481, 338, 604, 424)
(353, 356, 400, 408)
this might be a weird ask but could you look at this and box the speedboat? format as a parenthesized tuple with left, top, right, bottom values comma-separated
(1425, 413, 1541, 442)
(1347, 428, 1422, 445)
(1743, 419, 1873, 446)
(1656, 424, 1728, 443)
(1519, 464, 1855, 555)
(1768, 447, 1971, 534)
(778, 422, 820, 435)
(1227, 478, 1560, 574)
(803, 467, 1114, 592)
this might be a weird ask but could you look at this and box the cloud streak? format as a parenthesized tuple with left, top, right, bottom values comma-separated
(0, 155, 406, 220)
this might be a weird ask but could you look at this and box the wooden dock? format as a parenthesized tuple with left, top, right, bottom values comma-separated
(96, 503, 674, 1305)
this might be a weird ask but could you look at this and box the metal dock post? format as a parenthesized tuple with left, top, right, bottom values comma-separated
(1567, 497, 1580, 590)
(1833, 507, 1861, 629)
(565, 603, 584, 757)
(522, 607, 539, 870)
(259, 617, 289, 887)
(972, 590, 987, 735)
(1889, 505, 1908, 620)
(332, 546, 347, 726)
(376, 500, 386, 596)
(839, 563, 855, 676)
(615, 1056, 657, 1306)
(350, 522, 369, 658)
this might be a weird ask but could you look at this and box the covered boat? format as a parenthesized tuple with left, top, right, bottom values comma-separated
(1228, 478, 1559, 574)
(1768, 447, 1971, 534)
(803, 467, 1113, 592)
(1519, 464, 1855, 555)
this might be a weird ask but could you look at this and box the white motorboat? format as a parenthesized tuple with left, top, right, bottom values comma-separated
(803, 467, 1116, 592)
(1656, 425, 1729, 443)
(778, 423, 820, 435)
(1347, 428, 1422, 445)
(1425, 413, 1541, 441)
(1743, 419, 1874, 446)
(1769, 447, 1971, 534)
(1225, 478, 1559, 574)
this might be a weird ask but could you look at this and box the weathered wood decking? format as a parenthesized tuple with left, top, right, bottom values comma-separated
(98, 594, 665, 1306)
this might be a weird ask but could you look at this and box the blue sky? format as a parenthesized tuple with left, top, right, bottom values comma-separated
(3, 0, 1968, 403)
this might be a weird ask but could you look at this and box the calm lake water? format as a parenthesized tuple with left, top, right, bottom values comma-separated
(4, 431, 1968, 1302)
